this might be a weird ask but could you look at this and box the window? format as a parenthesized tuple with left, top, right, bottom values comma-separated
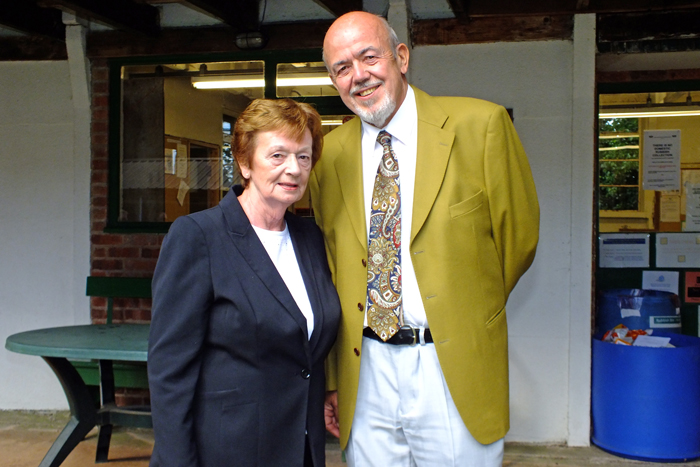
(598, 118, 640, 211)
(107, 51, 351, 231)
(597, 87, 700, 233)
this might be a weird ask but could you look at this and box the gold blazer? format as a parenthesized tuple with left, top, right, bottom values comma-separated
(310, 86, 540, 448)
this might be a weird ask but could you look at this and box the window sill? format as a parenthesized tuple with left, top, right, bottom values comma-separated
(600, 210, 650, 220)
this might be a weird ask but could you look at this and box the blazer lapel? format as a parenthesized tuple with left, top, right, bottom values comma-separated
(286, 215, 324, 350)
(333, 118, 367, 251)
(411, 86, 454, 243)
(220, 191, 309, 337)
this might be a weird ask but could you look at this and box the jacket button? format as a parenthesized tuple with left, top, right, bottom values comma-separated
(301, 368, 311, 379)
(357, 303, 364, 311)
(354, 348, 360, 356)
(362, 259, 367, 267)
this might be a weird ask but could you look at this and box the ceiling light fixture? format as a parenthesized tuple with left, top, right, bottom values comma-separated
(192, 76, 265, 89)
(599, 108, 700, 118)
(191, 75, 333, 90)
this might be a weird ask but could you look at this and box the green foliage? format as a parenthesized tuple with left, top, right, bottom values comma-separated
(598, 117, 640, 210)
(599, 186, 639, 211)
(599, 136, 638, 148)
(599, 118, 638, 133)
(599, 147, 639, 160)
(599, 161, 639, 185)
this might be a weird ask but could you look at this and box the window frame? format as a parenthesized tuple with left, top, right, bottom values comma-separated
(106, 49, 348, 233)
(597, 80, 700, 229)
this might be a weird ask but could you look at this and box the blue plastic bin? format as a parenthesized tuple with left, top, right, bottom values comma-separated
(592, 331, 700, 462)
(597, 289, 680, 334)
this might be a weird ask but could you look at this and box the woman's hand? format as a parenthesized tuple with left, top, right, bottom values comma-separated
(324, 391, 340, 438)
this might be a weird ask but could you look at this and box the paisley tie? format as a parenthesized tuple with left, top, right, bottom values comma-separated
(366, 131, 403, 341)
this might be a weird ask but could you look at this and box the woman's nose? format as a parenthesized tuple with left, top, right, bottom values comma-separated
(284, 155, 301, 174)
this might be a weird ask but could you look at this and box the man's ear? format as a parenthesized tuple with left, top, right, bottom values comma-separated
(396, 43, 410, 74)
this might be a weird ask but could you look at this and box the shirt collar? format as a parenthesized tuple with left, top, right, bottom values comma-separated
(361, 85, 416, 147)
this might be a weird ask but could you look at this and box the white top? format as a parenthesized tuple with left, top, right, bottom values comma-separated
(360, 86, 428, 328)
(252, 224, 314, 339)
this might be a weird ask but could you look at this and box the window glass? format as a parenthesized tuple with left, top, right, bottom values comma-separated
(598, 118, 640, 211)
(598, 90, 700, 233)
(119, 60, 263, 223)
(111, 53, 349, 229)
(276, 61, 338, 98)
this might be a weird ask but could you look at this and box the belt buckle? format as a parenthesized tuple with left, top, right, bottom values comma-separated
(400, 325, 418, 346)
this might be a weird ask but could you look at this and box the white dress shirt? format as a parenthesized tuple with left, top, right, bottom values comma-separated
(253, 224, 314, 339)
(361, 86, 428, 328)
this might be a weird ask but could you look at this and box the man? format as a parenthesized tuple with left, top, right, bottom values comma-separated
(309, 11, 539, 466)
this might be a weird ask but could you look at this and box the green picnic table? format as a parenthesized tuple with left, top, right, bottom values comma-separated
(5, 324, 151, 466)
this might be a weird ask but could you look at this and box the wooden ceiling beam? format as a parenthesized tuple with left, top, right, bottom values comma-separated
(598, 9, 700, 43)
(0, 35, 67, 60)
(38, 0, 160, 36)
(446, 0, 471, 21)
(412, 15, 574, 46)
(86, 20, 334, 58)
(0, 1, 65, 41)
(445, 0, 700, 17)
(311, 0, 362, 17)
(181, 0, 258, 31)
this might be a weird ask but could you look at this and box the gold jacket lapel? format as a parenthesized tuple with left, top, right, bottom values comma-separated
(333, 118, 367, 250)
(412, 87, 454, 243)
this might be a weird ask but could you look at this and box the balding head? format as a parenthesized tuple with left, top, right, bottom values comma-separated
(322, 12, 409, 128)
(322, 12, 400, 69)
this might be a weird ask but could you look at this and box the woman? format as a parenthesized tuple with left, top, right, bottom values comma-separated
(148, 99, 341, 467)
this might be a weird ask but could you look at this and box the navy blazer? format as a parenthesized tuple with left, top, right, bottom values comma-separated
(148, 188, 341, 467)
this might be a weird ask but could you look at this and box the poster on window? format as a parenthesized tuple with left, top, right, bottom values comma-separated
(656, 233, 700, 268)
(685, 183, 700, 231)
(642, 130, 681, 191)
(599, 233, 650, 268)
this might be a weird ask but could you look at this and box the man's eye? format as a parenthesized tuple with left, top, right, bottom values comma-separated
(271, 153, 284, 159)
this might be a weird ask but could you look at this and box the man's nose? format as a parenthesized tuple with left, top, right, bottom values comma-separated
(351, 61, 370, 82)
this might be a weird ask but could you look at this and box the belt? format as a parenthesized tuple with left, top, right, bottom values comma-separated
(363, 326, 433, 345)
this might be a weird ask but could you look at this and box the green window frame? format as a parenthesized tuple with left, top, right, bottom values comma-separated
(106, 50, 348, 233)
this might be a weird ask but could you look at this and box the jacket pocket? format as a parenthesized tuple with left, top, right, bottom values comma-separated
(449, 190, 484, 219)
(485, 307, 507, 342)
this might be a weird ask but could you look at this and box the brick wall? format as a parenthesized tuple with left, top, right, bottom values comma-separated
(91, 60, 162, 406)
(90, 60, 164, 327)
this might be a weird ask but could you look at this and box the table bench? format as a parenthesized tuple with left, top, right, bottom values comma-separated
(81, 276, 152, 464)
(6, 324, 150, 467)
(76, 276, 152, 391)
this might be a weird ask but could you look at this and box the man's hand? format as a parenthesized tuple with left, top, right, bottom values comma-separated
(324, 391, 340, 438)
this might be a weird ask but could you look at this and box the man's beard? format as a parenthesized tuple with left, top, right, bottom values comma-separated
(349, 81, 396, 128)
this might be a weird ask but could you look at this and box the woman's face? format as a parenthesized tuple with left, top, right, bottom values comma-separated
(243, 128, 313, 212)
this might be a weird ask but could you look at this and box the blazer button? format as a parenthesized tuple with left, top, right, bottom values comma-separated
(301, 368, 311, 379)
(357, 303, 364, 311)
(354, 348, 360, 356)
(362, 259, 367, 267)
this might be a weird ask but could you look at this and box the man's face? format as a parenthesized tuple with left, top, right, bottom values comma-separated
(324, 14, 409, 128)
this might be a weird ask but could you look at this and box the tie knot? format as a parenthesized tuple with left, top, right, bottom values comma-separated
(377, 130, 392, 148)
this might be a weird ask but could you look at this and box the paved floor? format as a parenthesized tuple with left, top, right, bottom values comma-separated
(2, 410, 700, 467)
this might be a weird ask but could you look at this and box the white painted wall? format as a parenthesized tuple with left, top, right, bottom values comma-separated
(0, 60, 90, 409)
(410, 31, 589, 443)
